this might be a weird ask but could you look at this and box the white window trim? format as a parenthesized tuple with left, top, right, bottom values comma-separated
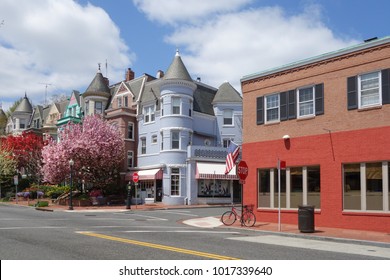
(265, 93, 280, 123)
(171, 131, 180, 150)
(143, 105, 155, 124)
(297, 86, 315, 118)
(170, 168, 181, 196)
(172, 97, 181, 115)
(358, 71, 382, 109)
(127, 122, 134, 140)
(223, 109, 234, 126)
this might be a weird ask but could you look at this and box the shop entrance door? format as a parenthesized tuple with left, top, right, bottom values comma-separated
(156, 180, 163, 202)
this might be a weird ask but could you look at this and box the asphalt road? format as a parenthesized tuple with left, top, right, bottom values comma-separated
(0, 203, 389, 260)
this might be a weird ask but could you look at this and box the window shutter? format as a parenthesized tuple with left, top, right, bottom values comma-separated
(288, 90, 296, 119)
(280, 92, 288, 121)
(256, 96, 264, 125)
(347, 76, 358, 110)
(382, 69, 390, 104)
(315, 83, 324, 115)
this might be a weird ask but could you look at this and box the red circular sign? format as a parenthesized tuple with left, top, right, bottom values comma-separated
(132, 172, 139, 183)
(237, 160, 249, 181)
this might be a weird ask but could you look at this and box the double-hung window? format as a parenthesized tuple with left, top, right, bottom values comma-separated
(359, 71, 381, 108)
(298, 86, 315, 117)
(223, 109, 233, 125)
(127, 122, 134, 140)
(172, 97, 181, 114)
(141, 138, 146, 154)
(171, 131, 180, 149)
(144, 105, 155, 123)
(95, 101, 103, 115)
(127, 151, 134, 168)
(266, 93, 279, 123)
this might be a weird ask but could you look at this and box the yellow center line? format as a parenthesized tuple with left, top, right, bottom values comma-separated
(78, 231, 240, 260)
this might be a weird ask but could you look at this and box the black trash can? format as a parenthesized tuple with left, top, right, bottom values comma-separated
(298, 205, 315, 233)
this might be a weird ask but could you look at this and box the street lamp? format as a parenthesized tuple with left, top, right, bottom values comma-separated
(69, 159, 74, 210)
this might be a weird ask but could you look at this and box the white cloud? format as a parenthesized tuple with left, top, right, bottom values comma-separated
(134, 1, 359, 91)
(0, 0, 134, 110)
(133, 0, 253, 25)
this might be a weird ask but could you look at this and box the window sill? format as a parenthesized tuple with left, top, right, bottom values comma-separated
(358, 105, 382, 112)
(264, 121, 280, 126)
(297, 115, 315, 121)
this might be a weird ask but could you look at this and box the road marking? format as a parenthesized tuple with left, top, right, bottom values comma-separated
(77, 231, 240, 260)
(122, 230, 240, 234)
(229, 235, 390, 258)
(116, 213, 168, 221)
(150, 210, 199, 217)
(183, 217, 223, 228)
(0, 226, 67, 230)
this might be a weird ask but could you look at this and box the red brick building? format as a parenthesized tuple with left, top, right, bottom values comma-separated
(241, 36, 390, 232)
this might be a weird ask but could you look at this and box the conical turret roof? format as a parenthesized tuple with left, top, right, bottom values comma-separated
(84, 68, 110, 97)
(164, 50, 192, 81)
(14, 94, 33, 113)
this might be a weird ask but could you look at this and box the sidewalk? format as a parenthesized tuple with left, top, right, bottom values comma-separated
(4, 199, 390, 245)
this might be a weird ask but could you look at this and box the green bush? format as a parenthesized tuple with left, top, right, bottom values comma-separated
(35, 201, 49, 207)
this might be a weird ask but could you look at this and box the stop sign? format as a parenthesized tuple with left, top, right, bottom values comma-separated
(132, 172, 139, 183)
(237, 160, 248, 181)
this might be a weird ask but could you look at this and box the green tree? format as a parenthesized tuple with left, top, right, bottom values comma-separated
(0, 148, 17, 197)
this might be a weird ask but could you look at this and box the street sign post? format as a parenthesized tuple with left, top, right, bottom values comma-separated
(237, 161, 249, 221)
(237, 160, 248, 182)
(132, 172, 139, 208)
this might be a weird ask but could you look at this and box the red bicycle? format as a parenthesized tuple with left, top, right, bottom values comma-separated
(221, 204, 256, 227)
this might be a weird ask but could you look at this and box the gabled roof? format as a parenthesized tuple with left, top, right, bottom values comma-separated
(212, 82, 242, 104)
(164, 51, 192, 81)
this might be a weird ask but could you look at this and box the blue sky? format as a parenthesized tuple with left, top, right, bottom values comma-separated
(0, 0, 389, 111)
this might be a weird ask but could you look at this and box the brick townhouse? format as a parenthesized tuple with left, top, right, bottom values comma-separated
(241, 36, 390, 232)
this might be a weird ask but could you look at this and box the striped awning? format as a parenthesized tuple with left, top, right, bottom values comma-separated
(196, 162, 238, 180)
(125, 169, 163, 181)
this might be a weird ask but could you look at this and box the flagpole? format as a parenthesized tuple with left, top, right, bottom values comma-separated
(278, 158, 281, 232)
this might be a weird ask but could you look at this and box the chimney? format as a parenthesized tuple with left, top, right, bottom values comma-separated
(156, 70, 164, 79)
(104, 77, 109, 86)
(125, 68, 135, 81)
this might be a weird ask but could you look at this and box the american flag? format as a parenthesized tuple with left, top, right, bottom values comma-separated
(225, 141, 240, 174)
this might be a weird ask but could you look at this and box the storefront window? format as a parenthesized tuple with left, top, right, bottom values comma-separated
(198, 180, 231, 197)
(343, 164, 361, 210)
(290, 167, 303, 208)
(307, 166, 321, 208)
(274, 169, 286, 208)
(366, 162, 383, 211)
(258, 169, 271, 208)
(139, 181, 155, 199)
(258, 165, 321, 209)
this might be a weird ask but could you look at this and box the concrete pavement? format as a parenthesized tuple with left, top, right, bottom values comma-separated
(3, 199, 390, 245)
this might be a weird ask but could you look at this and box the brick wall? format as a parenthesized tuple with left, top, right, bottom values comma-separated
(242, 42, 390, 143)
(241, 40, 390, 232)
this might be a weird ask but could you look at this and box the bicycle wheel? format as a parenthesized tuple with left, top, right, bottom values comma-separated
(221, 211, 237, 226)
(242, 211, 256, 227)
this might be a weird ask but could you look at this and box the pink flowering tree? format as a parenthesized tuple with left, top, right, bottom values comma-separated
(42, 115, 124, 189)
